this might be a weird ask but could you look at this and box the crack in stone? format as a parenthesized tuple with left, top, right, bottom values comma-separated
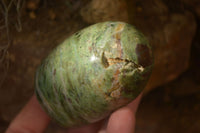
(101, 52, 144, 72)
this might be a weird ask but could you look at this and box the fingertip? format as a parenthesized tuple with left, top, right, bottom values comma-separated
(127, 93, 143, 113)
(106, 93, 142, 133)
(6, 94, 50, 133)
(107, 107, 136, 133)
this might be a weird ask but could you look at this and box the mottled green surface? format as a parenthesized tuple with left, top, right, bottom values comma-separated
(35, 21, 153, 127)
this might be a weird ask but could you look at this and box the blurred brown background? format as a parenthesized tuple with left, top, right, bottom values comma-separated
(0, 0, 200, 132)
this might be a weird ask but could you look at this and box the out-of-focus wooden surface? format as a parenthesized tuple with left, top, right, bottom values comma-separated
(0, 0, 200, 132)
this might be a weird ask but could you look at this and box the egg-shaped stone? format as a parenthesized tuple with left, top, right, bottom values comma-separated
(35, 21, 153, 127)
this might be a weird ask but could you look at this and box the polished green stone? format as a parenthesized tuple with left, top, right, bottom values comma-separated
(35, 21, 153, 127)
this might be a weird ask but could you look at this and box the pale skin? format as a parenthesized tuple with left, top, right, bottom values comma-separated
(6, 93, 142, 133)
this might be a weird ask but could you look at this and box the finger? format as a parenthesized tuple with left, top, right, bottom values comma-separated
(6, 94, 50, 133)
(126, 93, 143, 114)
(106, 93, 142, 133)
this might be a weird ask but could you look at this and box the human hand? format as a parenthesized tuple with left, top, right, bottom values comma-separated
(6, 93, 142, 133)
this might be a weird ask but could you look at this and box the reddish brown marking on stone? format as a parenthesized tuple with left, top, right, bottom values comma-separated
(135, 44, 152, 67)
(107, 69, 121, 96)
(114, 23, 124, 58)
(113, 69, 120, 81)
(97, 83, 101, 88)
(107, 57, 125, 65)
(67, 97, 72, 103)
(53, 69, 56, 76)
(116, 39, 123, 58)
(88, 46, 92, 52)
(101, 52, 109, 68)
(93, 75, 103, 89)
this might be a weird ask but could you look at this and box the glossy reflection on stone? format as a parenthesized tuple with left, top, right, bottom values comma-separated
(35, 21, 153, 127)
